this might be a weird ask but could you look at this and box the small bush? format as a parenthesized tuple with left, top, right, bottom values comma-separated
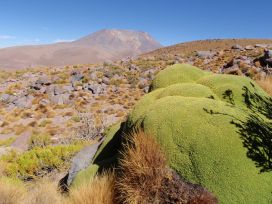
(116, 131, 167, 203)
(0, 137, 16, 147)
(38, 119, 52, 127)
(256, 76, 272, 96)
(22, 180, 62, 204)
(0, 178, 25, 204)
(28, 133, 52, 149)
(1, 144, 83, 180)
(67, 172, 115, 204)
(116, 131, 218, 204)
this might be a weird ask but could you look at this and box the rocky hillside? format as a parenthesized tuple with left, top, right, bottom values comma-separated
(0, 39, 271, 203)
(0, 29, 162, 69)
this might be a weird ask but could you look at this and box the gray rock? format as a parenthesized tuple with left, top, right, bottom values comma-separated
(255, 44, 268, 48)
(35, 76, 52, 86)
(263, 50, 272, 66)
(196, 51, 215, 59)
(142, 69, 156, 79)
(54, 85, 67, 95)
(245, 45, 254, 50)
(31, 76, 52, 90)
(129, 64, 139, 71)
(46, 85, 72, 96)
(144, 86, 149, 93)
(231, 44, 243, 50)
(264, 50, 272, 58)
(102, 77, 110, 85)
(88, 83, 106, 95)
(111, 86, 118, 93)
(67, 140, 104, 185)
(48, 93, 71, 105)
(221, 65, 240, 75)
(70, 70, 84, 86)
(89, 71, 102, 81)
(39, 99, 50, 106)
(0, 94, 15, 103)
(13, 95, 34, 108)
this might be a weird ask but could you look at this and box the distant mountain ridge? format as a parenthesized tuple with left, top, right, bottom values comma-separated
(0, 29, 162, 69)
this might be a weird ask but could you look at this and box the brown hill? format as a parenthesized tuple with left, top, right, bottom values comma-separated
(0, 29, 162, 69)
(142, 39, 272, 57)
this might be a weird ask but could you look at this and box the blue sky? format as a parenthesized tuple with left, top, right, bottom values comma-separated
(0, 0, 271, 48)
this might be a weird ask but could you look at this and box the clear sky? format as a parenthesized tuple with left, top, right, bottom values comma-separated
(0, 0, 271, 48)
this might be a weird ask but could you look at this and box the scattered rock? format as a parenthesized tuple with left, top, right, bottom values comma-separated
(255, 44, 268, 48)
(0, 94, 16, 103)
(88, 84, 105, 95)
(245, 45, 254, 50)
(13, 95, 34, 108)
(196, 51, 215, 59)
(48, 93, 71, 105)
(31, 76, 52, 90)
(231, 44, 243, 50)
(102, 77, 110, 85)
(70, 70, 84, 87)
(66, 140, 104, 186)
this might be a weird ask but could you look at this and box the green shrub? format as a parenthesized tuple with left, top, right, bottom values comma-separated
(38, 119, 52, 127)
(0, 137, 16, 147)
(71, 116, 81, 123)
(1, 144, 83, 180)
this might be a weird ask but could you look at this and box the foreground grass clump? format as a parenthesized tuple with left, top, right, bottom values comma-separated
(1, 144, 83, 180)
(0, 177, 25, 204)
(116, 131, 218, 204)
(28, 133, 52, 149)
(116, 131, 167, 203)
(22, 180, 62, 204)
(67, 172, 115, 204)
(0, 137, 16, 147)
(256, 76, 272, 96)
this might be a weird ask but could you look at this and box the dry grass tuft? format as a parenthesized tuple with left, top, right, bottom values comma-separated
(66, 172, 115, 204)
(116, 130, 218, 204)
(256, 76, 272, 96)
(0, 180, 25, 204)
(22, 180, 62, 204)
(116, 130, 167, 203)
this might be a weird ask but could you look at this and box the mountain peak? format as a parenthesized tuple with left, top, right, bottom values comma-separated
(75, 29, 162, 50)
(0, 29, 162, 69)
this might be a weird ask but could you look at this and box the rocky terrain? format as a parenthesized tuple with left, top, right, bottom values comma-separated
(0, 39, 271, 204)
(0, 29, 162, 69)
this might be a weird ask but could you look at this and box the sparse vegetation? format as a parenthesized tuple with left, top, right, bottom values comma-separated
(0, 137, 16, 147)
(67, 172, 115, 204)
(256, 76, 272, 96)
(1, 144, 83, 180)
(28, 133, 52, 149)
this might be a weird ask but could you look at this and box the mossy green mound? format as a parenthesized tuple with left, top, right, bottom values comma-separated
(150, 64, 211, 90)
(197, 74, 269, 109)
(157, 83, 219, 100)
(73, 64, 272, 203)
(140, 96, 272, 203)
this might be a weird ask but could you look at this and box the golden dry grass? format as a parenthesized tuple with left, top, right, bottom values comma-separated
(0, 180, 25, 204)
(116, 130, 167, 204)
(66, 172, 115, 204)
(22, 180, 62, 204)
(256, 76, 272, 96)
